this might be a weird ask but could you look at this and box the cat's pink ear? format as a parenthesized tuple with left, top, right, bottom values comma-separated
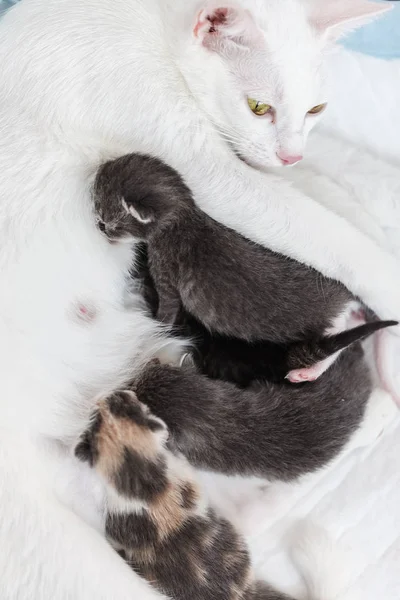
(309, 0, 392, 41)
(193, 3, 262, 50)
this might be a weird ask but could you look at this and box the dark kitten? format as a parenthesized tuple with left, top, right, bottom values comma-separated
(93, 155, 352, 345)
(93, 154, 396, 385)
(76, 390, 295, 600)
(134, 244, 392, 386)
(131, 346, 371, 480)
(179, 311, 392, 387)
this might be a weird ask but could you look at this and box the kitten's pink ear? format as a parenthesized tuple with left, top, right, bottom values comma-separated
(193, 3, 262, 50)
(309, 0, 393, 41)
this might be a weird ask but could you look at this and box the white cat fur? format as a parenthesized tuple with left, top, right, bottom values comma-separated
(0, 0, 395, 598)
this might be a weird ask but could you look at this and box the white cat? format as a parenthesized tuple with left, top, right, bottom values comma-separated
(0, 0, 395, 598)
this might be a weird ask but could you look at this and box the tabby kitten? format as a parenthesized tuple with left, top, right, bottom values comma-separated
(75, 389, 294, 600)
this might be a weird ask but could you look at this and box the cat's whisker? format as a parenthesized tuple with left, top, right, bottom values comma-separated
(180, 125, 245, 147)
(217, 132, 244, 145)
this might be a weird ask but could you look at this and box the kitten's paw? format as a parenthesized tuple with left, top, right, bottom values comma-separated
(286, 366, 320, 384)
(286, 352, 339, 383)
(286, 369, 316, 384)
(75, 390, 168, 470)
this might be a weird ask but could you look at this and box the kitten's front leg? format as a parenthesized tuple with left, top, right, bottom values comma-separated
(150, 269, 181, 325)
(75, 391, 295, 600)
(157, 294, 181, 325)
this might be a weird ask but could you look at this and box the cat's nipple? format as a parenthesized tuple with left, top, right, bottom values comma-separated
(68, 301, 97, 325)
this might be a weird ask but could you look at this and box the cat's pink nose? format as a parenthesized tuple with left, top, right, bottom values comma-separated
(277, 152, 303, 166)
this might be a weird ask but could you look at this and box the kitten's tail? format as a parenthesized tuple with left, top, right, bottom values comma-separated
(287, 320, 398, 370)
(290, 521, 355, 600)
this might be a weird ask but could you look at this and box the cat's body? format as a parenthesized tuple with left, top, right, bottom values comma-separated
(0, 0, 396, 597)
(95, 153, 396, 384)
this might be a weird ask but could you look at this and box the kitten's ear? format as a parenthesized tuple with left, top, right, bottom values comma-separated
(309, 0, 392, 41)
(122, 198, 154, 225)
(193, 3, 262, 50)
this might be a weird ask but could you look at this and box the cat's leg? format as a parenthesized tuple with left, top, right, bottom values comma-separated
(0, 431, 166, 600)
(131, 351, 370, 480)
(75, 390, 296, 600)
(275, 160, 389, 252)
(306, 131, 400, 229)
(374, 330, 400, 408)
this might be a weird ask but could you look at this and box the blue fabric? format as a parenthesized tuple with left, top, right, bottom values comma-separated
(0, 0, 19, 17)
(342, 1, 400, 60)
(1, 0, 399, 60)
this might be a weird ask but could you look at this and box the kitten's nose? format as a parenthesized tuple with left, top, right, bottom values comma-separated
(276, 151, 303, 166)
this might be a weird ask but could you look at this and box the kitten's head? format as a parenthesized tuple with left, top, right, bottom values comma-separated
(185, 0, 390, 169)
(94, 154, 194, 242)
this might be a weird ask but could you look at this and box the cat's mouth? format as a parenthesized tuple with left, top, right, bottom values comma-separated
(216, 127, 261, 170)
(231, 145, 279, 171)
(234, 149, 274, 172)
(231, 145, 254, 169)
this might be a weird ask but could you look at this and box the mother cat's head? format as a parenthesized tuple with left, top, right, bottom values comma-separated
(181, 0, 390, 169)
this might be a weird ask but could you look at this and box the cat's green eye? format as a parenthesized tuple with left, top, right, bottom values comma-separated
(308, 103, 327, 115)
(247, 97, 272, 116)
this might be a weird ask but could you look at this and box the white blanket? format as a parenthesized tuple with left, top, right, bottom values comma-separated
(203, 48, 400, 600)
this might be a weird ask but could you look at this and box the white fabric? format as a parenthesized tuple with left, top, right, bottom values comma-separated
(324, 49, 400, 162)
(204, 48, 400, 600)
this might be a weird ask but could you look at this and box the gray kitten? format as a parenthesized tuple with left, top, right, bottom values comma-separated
(93, 153, 396, 384)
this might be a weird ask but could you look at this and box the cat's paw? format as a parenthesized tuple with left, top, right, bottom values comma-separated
(75, 390, 168, 470)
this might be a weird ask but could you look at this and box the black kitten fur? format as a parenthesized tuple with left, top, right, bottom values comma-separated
(134, 244, 389, 387)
